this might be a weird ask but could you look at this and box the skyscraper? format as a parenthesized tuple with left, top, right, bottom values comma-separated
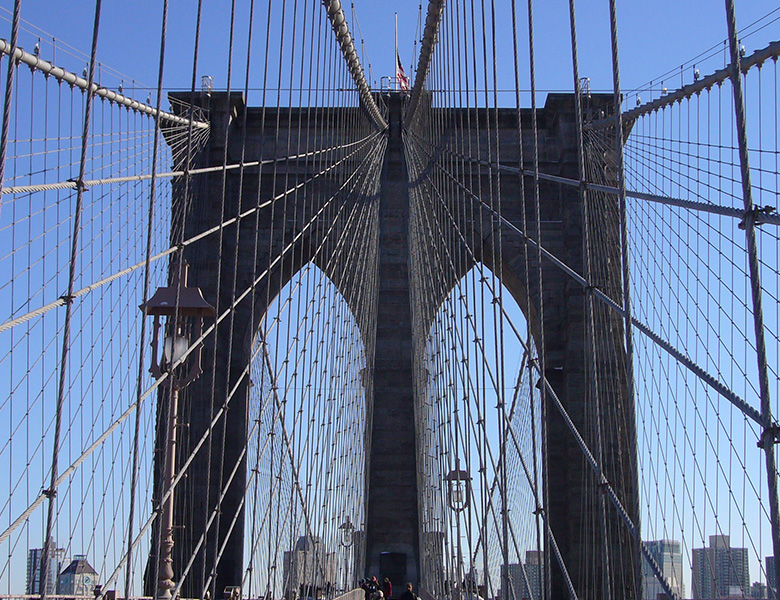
(26, 538, 67, 596)
(692, 535, 749, 599)
(766, 556, 776, 599)
(750, 581, 767, 598)
(642, 539, 685, 600)
(502, 551, 544, 600)
(282, 535, 339, 598)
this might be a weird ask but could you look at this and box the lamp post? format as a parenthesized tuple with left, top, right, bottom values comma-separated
(140, 261, 215, 600)
(338, 517, 355, 592)
(445, 461, 471, 600)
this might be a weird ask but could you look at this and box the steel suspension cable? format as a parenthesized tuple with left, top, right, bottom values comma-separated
(123, 0, 170, 595)
(0, 0, 20, 216)
(40, 4, 103, 598)
(724, 1, 780, 594)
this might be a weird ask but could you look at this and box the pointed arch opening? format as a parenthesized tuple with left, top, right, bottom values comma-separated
(242, 263, 370, 600)
(413, 262, 545, 600)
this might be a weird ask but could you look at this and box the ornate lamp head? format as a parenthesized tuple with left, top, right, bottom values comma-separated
(444, 460, 471, 513)
(140, 261, 215, 388)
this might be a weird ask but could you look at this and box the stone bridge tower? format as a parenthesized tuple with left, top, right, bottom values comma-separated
(147, 91, 639, 600)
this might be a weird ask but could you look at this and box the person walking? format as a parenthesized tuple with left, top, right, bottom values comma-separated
(398, 583, 416, 600)
(382, 578, 393, 600)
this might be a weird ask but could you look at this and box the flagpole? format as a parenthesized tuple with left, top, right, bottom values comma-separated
(395, 12, 398, 91)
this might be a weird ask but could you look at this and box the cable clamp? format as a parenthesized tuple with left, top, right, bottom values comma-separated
(757, 424, 780, 449)
(42, 488, 57, 499)
(532, 507, 545, 516)
(59, 293, 75, 304)
(739, 205, 776, 229)
(66, 177, 89, 192)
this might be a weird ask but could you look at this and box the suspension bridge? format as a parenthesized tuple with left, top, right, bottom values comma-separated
(1, 1, 780, 600)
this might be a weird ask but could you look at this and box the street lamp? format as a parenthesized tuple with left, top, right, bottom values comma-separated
(338, 517, 355, 592)
(445, 461, 470, 600)
(140, 261, 214, 600)
(444, 460, 471, 513)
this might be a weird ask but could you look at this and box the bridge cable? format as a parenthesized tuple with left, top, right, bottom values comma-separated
(0, 0, 20, 217)
(40, 4, 103, 600)
(123, 0, 170, 596)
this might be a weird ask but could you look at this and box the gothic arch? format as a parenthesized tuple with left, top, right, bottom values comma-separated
(153, 91, 639, 600)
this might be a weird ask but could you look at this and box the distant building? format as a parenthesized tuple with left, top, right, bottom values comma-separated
(750, 581, 767, 598)
(501, 551, 543, 600)
(767, 557, 777, 599)
(522, 551, 543, 600)
(642, 539, 684, 600)
(282, 536, 338, 599)
(26, 537, 67, 595)
(501, 563, 519, 599)
(692, 535, 749, 599)
(57, 555, 99, 597)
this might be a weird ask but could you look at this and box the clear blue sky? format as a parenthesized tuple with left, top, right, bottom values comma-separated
(1, 1, 777, 105)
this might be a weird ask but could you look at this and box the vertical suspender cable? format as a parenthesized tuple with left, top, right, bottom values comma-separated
(724, 2, 780, 597)
(205, 1, 239, 592)
(524, 1, 549, 596)
(565, 1, 611, 597)
(0, 0, 20, 217)
(223, 0, 256, 589)
(605, 2, 641, 598)
(124, 1, 170, 597)
(40, 3, 103, 599)
(508, 1, 545, 598)
(485, 2, 509, 597)
(158, 0, 204, 596)
(247, 2, 275, 591)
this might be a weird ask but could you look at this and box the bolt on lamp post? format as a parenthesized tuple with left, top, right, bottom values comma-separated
(338, 517, 355, 592)
(445, 461, 471, 600)
(140, 261, 215, 600)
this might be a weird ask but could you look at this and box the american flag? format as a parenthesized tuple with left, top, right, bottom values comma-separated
(396, 51, 409, 91)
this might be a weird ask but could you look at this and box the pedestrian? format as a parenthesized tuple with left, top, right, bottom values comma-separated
(362, 576, 381, 600)
(382, 578, 392, 600)
(398, 583, 416, 600)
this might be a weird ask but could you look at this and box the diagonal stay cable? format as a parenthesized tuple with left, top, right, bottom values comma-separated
(80, 131, 386, 598)
(0, 134, 387, 549)
(0, 133, 376, 194)
(408, 135, 763, 426)
(0, 130, 383, 334)
(411, 133, 780, 227)
(524, 341, 681, 600)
